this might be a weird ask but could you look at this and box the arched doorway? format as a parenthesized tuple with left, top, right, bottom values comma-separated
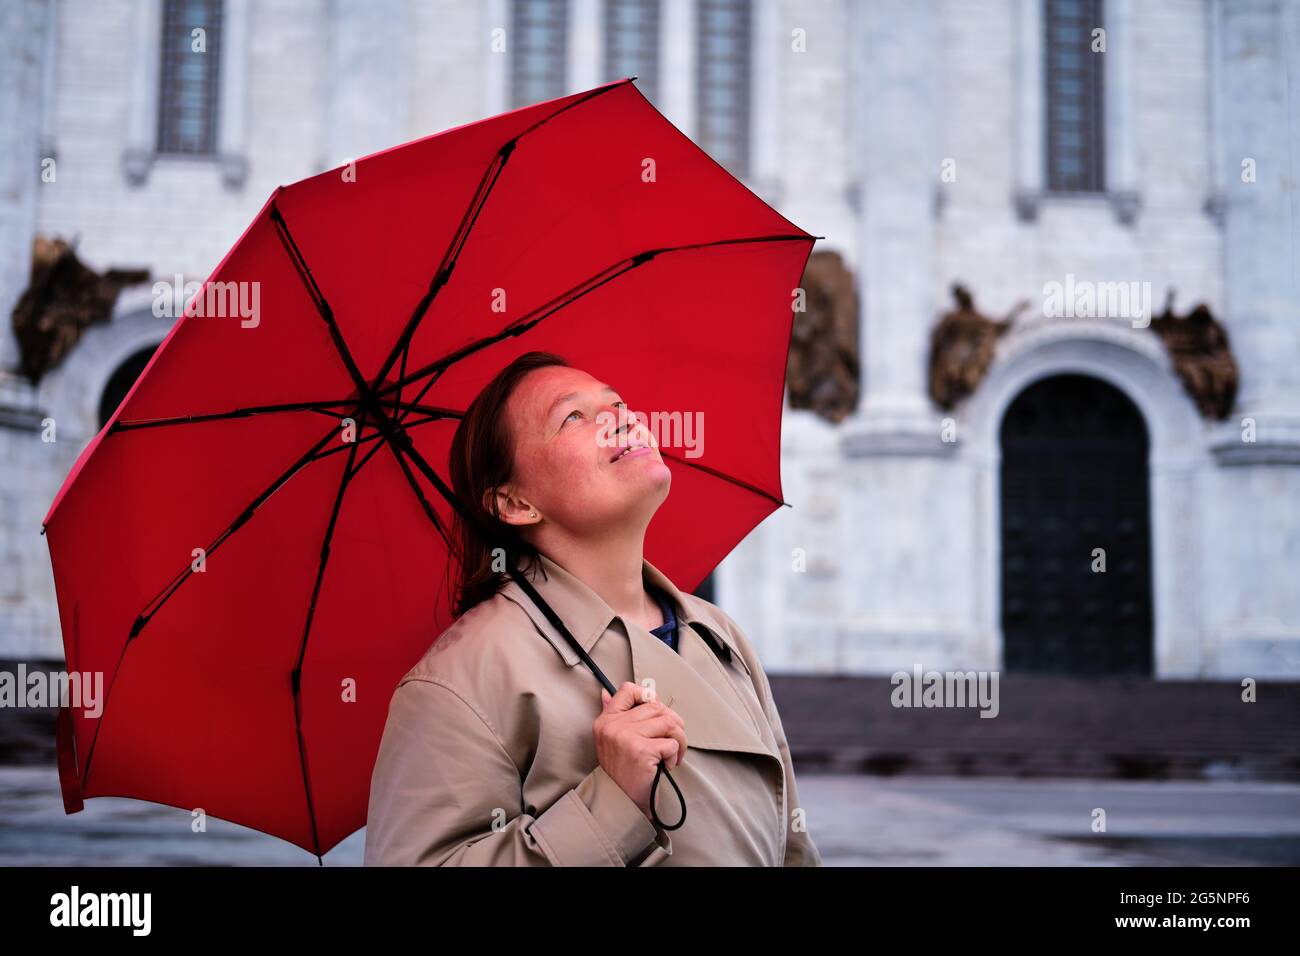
(98, 345, 158, 429)
(999, 374, 1153, 675)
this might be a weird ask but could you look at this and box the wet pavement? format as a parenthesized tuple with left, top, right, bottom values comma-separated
(1, 766, 1297, 866)
(798, 775, 1300, 866)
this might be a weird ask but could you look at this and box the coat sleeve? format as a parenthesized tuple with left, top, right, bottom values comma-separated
(364, 676, 670, 866)
(719, 616, 824, 867)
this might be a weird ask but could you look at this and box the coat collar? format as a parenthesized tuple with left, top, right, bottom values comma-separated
(497, 549, 777, 763)
(497, 549, 747, 671)
(497, 548, 776, 763)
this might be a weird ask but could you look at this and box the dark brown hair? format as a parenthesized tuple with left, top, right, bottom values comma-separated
(447, 350, 571, 616)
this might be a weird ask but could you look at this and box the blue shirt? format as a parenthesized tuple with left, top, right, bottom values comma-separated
(647, 585, 679, 653)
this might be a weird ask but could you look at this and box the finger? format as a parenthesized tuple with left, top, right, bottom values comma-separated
(647, 737, 680, 768)
(624, 699, 666, 722)
(666, 723, 688, 767)
(630, 714, 682, 741)
(627, 703, 685, 737)
(605, 681, 644, 714)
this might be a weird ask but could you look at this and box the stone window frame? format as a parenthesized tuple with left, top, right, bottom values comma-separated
(1043, 0, 1105, 193)
(1013, 0, 1140, 225)
(507, 0, 570, 109)
(695, 0, 754, 181)
(156, 0, 224, 157)
(121, 0, 250, 189)
(487, 0, 779, 200)
(603, 0, 662, 103)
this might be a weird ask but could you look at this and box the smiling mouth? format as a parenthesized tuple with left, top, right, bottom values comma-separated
(610, 440, 650, 463)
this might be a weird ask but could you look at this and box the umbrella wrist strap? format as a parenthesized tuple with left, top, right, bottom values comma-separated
(650, 758, 686, 831)
(506, 563, 688, 834)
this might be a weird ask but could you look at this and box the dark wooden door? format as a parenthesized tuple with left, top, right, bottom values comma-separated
(1000, 374, 1153, 675)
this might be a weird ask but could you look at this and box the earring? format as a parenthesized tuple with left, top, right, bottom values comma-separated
(530, 511, 537, 518)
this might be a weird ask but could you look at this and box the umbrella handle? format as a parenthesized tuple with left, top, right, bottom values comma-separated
(506, 562, 688, 834)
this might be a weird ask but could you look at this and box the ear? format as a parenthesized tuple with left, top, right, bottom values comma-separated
(486, 485, 537, 526)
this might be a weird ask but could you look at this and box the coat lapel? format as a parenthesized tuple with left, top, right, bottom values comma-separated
(626, 605, 773, 757)
(498, 550, 776, 761)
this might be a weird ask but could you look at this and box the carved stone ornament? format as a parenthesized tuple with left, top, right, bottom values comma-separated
(786, 250, 861, 424)
(1149, 292, 1239, 421)
(928, 283, 1029, 410)
(10, 236, 151, 385)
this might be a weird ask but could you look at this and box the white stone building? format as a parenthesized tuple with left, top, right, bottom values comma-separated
(1, 0, 1296, 679)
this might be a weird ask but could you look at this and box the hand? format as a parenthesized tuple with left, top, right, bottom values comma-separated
(594, 681, 688, 823)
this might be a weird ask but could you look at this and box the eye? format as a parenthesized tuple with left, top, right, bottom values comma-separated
(562, 400, 623, 427)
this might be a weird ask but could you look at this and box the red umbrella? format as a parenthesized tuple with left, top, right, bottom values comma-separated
(42, 77, 817, 859)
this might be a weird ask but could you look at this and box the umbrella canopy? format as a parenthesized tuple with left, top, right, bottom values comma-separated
(42, 77, 816, 858)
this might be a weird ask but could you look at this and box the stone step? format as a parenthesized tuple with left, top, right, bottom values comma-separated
(768, 674, 1300, 782)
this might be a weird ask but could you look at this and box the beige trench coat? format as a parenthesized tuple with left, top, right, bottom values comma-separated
(364, 550, 822, 866)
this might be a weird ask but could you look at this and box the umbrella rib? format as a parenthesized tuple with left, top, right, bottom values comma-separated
(383, 424, 478, 541)
(380, 437, 454, 550)
(334, 409, 438, 476)
(383, 255, 637, 425)
(270, 202, 371, 398)
(129, 426, 341, 638)
(291, 437, 361, 863)
(369, 78, 632, 391)
(311, 426, 385, 462)
(395, 338, 409, 411)
(78, 420, 396, 813)
(78, 423, 344, 797)
(391, 369, 447, 428)
(372, 398, 463, 420)
(359, 406, 473, 557)
(110, 400, 364, 433)
(377, 233, 816, 409)
(343, 427, 390, 477)
(109, 415, 418, 657)
(107, 398, 456, 433)
(656, 449, 792, 509)
(369, 141, 514, 389)
(512, 76, 634, 140)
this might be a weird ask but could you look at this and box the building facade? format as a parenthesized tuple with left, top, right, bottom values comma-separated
(1, 0, 1297, 678)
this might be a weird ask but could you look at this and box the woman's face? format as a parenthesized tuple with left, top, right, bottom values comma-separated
(496, 365, 671, 535)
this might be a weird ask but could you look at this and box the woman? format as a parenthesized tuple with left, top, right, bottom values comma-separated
(363, 351, 822, 866)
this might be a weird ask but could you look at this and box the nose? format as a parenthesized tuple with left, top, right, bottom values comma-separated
(607, 403, 636, 436)
(618, 410, 649, 444)
(605, 406, 648, 456)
